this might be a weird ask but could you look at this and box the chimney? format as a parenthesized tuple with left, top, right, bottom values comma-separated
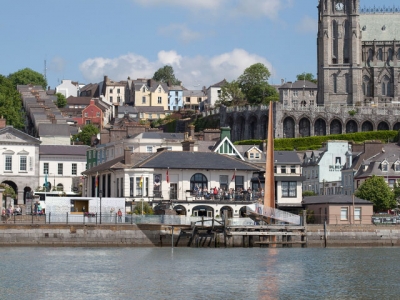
(189, 124, 195, 139)
(182, 140, 195, 152)
(124, 147, 131, 165)
(0, 118, 6, 129)
(184, 132, 189, 141)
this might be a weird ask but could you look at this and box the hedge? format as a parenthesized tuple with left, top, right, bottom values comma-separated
(234, 130, 399, 151)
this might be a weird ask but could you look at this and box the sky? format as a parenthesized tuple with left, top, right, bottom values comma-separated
(0, 0, 396, 89)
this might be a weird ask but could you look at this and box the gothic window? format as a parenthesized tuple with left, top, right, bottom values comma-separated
(333, 74, 338, 93)
(377, 48, 383, 61)
(345, 74, 350, 94)
(382, 75, 390, 96)
(362, 76, 371, 96)
(388, 48, 393, 61)
(332, 20, 339, 64)
(343, 21, 350, 63)
(368, 49, 373, 61)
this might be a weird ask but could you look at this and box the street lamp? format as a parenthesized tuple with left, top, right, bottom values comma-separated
(99, 190, 102, 224)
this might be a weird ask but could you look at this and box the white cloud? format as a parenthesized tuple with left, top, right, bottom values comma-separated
(296, 16, 317, 34)
(158, 24, 203, 43)
(131, 0, 224, 10)
(48, 56, 66, 73)
(132, 0, 293, 20)
(79, 49, 274, 88)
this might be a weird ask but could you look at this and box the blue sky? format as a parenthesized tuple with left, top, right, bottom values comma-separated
(0, 0, 395, 89)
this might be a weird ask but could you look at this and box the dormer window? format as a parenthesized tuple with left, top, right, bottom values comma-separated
(395, 161, 400, 172)
(382, 160, 389, 172)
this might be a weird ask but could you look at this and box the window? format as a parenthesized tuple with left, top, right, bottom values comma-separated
(219, 175, 228, 191)
(382, 162, 388, 172)
(72, 163, 77, 175)
(293, 91, 298, 97)
(235, 176, 244, 191)
(281, 181, 296, 197)
(117, 96, 121, 103)
(117, 88, 120, 93)
(5, 155, 12, 171)
(142, 96, 146, 104)
(96, 112, 100, 117)
(85, 120, 91, 125)
(190, 173, 209, 191)
(340, 207, 348, 220)
(20, 156, 27, 171)
(109, 88, 113, 93)
(158, 97, 162, 104)
(110, 96, 113, 102)
(158, 87, 161, 93)
(377, 48, 383, 60)
(149, 114, 152, 119)
(58, 163, 63, 175)
(281, 166, 286, 174)
(198, 98, 201, 103)
(84, 112, 88, 117)
(389, 179, 395, 188)
(354, 207, 361, 221)
(291, 165, 296, 173)
(186, 97, 190, 103)
(142, 87, 146, 92)
(43, 163, 49, 174)
(57, 184, 64, 192)
(146, 146, 152, 153)
(117, 178, 120, 197)
(395, 163, 400, 172)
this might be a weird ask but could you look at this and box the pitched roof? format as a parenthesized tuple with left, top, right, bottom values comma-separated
(137, 151, 260, 171)
(40, 145, 89, 156)
(303, 195, 372, 205)
(38, 123, 71, 137)
(0, 126, 41, 144)
(209, 79, 227, 88)
(279, 80, 317, 89)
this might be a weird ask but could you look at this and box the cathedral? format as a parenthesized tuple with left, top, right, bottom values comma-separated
(220, 0, 400, 141)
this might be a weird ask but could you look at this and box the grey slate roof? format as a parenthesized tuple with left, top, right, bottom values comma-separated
(137, 151, 260, 171)
(38, 123, 71, 137)
(140, 132, 185, 140)
(40, 145, 88, 156)
(209, 79, 227, 88)
(279, 80, 317, 90)
(135, 106, 166, 113)
(0, 126, 41, 144)
(303, 195, 372, 205)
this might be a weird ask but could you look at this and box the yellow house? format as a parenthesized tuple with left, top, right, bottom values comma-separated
(133, 79, 169, 111)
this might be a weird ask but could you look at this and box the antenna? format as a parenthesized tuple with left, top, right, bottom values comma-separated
(44, 59, 47, 82)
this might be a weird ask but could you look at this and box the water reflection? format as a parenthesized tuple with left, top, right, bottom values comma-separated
(0, 248, 399, 299)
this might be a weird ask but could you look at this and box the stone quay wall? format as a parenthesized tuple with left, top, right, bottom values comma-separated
(306, 224, 400, 247)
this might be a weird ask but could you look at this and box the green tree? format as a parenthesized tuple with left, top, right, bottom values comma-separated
(0, 183, 17, 199)
(302, 190, 317, 197)
(238, 63, 278, 105)
(72, 124, 100, 146)
(354, 175, 397, 212)
(296, 73, 317, 84)
(215, 80, 246, 107)
(0, 75, 25, 129)
(152, 65, 181, 85)
(133, 200, 154, 215)
(8, 68, 47, 89)
(55, 93, 67, 108)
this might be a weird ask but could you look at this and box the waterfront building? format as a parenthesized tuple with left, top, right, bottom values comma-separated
(302, 141, 350, 195)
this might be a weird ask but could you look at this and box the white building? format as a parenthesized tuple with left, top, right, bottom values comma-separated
(55, 80, 80, 98)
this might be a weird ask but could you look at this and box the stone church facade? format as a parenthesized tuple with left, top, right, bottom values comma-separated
(219, 0, 400, 142)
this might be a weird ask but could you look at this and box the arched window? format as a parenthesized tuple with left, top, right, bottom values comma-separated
(190, 173, 208, 191)
(377, 48, 383, 61)
(382, 75, 390, 96)
(343, 21, 350, 63)
(332, 20, 338, 64)
(388, 48, 393, 61)
(57, 183, 64, 191)
(363, 75, 371, 96)
(333, 74, 338, 93)
(345, 74, 350, 93)
(368, 49, 374, 61)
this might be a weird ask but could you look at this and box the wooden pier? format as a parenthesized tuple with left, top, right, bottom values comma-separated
(175, 217, 307, 248)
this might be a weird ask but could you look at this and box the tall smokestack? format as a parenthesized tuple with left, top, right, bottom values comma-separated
(264, 102, 275, 209)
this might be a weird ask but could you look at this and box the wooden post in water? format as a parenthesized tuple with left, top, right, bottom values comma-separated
(264, 101, 275, 210)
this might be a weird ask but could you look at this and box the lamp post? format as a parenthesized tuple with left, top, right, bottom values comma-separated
(99, 190, 102, 224)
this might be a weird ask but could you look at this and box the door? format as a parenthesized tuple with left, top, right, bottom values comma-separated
(170, 183, 177, 200)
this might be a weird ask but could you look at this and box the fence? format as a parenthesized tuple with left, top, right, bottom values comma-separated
(0, 213, 268, 227)
(305, 213, 400, 225)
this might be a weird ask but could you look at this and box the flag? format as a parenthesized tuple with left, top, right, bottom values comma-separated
(139, 176, 143, 188)
(95, 172, 99, 187)
(166, 168, 170, 183)
(231, 168, 236, 182)
(44, 174, 48, 190)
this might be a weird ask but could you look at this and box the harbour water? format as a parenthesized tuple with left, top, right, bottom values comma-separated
(1, 247, 399, 300)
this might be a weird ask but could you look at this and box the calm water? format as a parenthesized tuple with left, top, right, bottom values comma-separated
(1, 247, 399, 300)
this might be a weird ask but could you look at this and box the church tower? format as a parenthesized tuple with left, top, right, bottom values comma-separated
(317, 0, 363, 106)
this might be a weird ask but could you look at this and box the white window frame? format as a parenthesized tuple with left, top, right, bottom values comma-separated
(19, 156, 27, 172)
(5, 155, 12, 171)
(72, 163, 77, 175)
(340, 207, 348, 220)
